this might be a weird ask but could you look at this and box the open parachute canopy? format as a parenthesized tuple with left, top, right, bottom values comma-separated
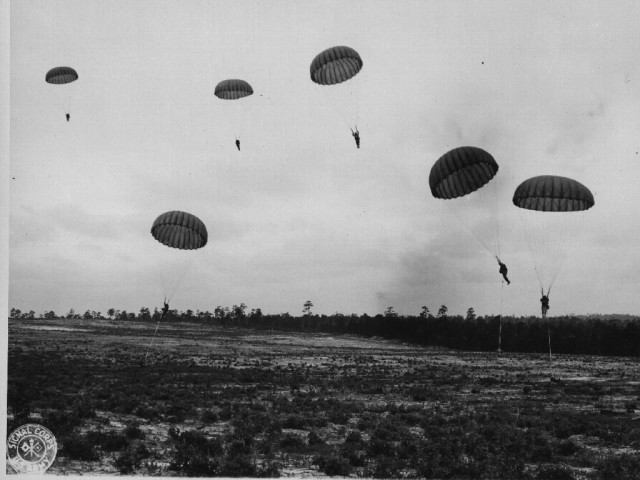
(310, 46, 363, 86)
(151, 211, 208, 250)
(46, 66, 78, 85)
(429, 147, 499, 199)
(214, 79, 254, 100)
(512, 176, 594, 212)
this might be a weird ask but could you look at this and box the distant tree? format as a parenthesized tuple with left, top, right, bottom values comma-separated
(437, 305, 448, 318)
(83, 310, 93, 320)
(420, 306, 430, 318)
(214, 306, 226, 319)
(127, 312, 136, 321)
(466, 308, 476, 321)
(25, 310, 35, 319)
(250, 308, 262, 319)
(10, 308, 16, 318)
(66, 308, 75, 319)
(107, 308, 115, 319)
(139, 307, 151, 321)
(232, 304, 247, 319)
(44, 311, 56, 319)
(384, 307, 398, 318)
(303, 300, 314, 316)
(119, 310, 128, 320)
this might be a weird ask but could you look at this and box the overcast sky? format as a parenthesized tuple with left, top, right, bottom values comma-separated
(6, 0, 640, 318)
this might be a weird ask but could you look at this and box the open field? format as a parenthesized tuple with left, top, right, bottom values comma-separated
(7, 317, 640, 478)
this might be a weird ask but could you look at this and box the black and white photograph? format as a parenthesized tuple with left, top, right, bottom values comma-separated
(4, 0, 640, 477)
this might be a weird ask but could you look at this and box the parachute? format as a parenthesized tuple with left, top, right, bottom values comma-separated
(46, 67, 79, 118)
(513, 175, 594, 358)
(310, 46, 363, 133)
(513, 175, 594, 294)
(430, 147, 502, 258)
(214, 79, 254, 148)
(146, 211, 206, 362)
(214, 79, 253, 100)
(46, 66, 78, 85)
(151, 211, 208, 250)
(310, 46, 363, 85)
(430, 146, 499, 199)
(512, 175, 594, 212)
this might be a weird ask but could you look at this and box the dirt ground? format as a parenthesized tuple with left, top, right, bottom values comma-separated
(7, 317, 640, 478)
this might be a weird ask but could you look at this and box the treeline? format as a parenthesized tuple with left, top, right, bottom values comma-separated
(9, 305, 640, 357)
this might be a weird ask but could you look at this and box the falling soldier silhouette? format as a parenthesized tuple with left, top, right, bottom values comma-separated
(540, 289, 550, 318)
(496, 256, 510, 284)
(66, 113, 70, 122)
(351, 128, 360, 149)
(235, 139, 240, 151)
(160, 299, 169, 321)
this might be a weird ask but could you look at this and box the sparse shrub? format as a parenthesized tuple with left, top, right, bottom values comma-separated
(228, 439, 252, 457)
(535, 463, 575, 480)
(372, 455, 400, 478)
(282, 414, 307, 429)
(329, 410, 350, 425)
(341, 443, 366, 467)
(597, 453, 640, 480)
(113, 448, 142, 475)
(315, 456, 352, 477)
(221, 454, 257, 477)
(113, 396, 138, 415)
(125, 422, 145, 439)
(99, 431, 130, 451)
(201, 409, 219, 422)
(557, 439, 580, 456)
(256, 461, 281, 477)
(42, 410, 81, 437)
(72, 398, 96, 419)
(135, 405, 160, 420)
(308, 430, 324, 446)
(279, 433, 306, 451)
(164, 404, 189, 423)
(60, 434, 99, 461)
(169, 429, 224, 476)
(345, 430, 362, 444)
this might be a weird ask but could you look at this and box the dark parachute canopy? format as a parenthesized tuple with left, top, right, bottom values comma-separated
(46, 66, 78, 85)
(429, 147, 499, 200)
(151, 211, 208, 250)
(512, 175, 595, 212)
(513, 175, 594, 294)
(214, 79, 254, 100)
(310, 46, 363, 85)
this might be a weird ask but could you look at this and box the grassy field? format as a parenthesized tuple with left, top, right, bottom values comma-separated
(7, 317, 640, 478)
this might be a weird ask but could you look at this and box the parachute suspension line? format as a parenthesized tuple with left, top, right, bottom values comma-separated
(498, 279, 504, 353)
(518, 211, 544, 292)
(519, 210, 581, 293)
(157, 254, 195, 304)
(165, 256, 194, 303)
(444, 191, 500, 260)
(547, 315, 552, 362)
(144, 320, 161, 363)
(545, 213, 579, 292)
